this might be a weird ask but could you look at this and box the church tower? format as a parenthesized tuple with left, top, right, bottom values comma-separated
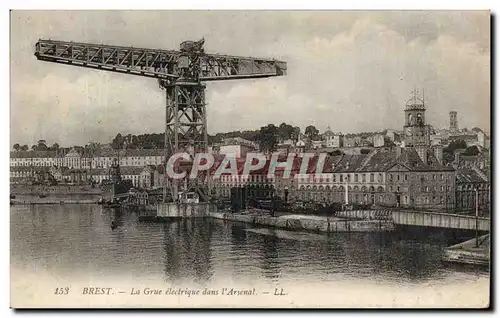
(403, 88, 430, 163)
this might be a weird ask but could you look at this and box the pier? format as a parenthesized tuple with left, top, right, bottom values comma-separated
(442, 234, 490, 266)
(210, 210, 394, 233)
(139, 202, 216, 221)
(336, 209, 490, 232)
(139, 203, 490, 235)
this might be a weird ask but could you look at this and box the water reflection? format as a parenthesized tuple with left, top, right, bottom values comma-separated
(162, 219, 213, 284)
(10, 205, 487, 288)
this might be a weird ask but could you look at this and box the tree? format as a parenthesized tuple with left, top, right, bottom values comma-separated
(49, 143, 60, 151)
(305, 125, 319, 141)
(86, 142, 101, 157)
(255, 124, 278, 153)
(111, 133, 125, 150)
(36, 140, 48, 151)
(20, 145, 29, 151)
(13, 143, 20, 151)
(443, 139, 467, 157)
(291, 126, 301, 141)
(277, 123, 295, 142)
(442, 140, 468, 165)
(31, 145, 37, 151)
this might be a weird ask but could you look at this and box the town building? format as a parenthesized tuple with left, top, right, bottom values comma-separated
(216, 137, 258, 158)
(293, 147, 454, 210)
(455, 168, 490, 214)
(10, 151, 56, 167)
(10, 146, 164, 186)
(450, 111, 458, 133)
(323, 127, 343, 148)
(385, 129, 401, 143)
(373, 134, 384, 148)
(402, 90, 431, 163)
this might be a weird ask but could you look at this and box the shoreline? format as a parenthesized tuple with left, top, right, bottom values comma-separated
(209, 210, 394, 233)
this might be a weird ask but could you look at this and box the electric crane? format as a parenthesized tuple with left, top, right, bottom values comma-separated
(34, 38, 287, 202)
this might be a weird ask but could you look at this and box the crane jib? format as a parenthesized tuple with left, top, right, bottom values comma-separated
(34, 39, 287, 81)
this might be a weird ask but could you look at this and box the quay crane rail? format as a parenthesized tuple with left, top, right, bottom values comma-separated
(34, 38, 287, 202)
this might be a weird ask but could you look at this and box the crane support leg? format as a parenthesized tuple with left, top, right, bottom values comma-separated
(162, 80, 208, 202)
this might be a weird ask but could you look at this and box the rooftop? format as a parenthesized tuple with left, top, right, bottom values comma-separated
(456, 169, 488, 184)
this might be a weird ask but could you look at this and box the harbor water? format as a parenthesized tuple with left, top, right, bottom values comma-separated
(10, 204, 489, 308)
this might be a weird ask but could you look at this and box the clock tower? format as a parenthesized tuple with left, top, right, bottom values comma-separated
(403, 89, 430, 162)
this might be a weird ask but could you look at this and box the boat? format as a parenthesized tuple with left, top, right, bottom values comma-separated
(39, 194, 47, 198)
(10, 194, 16, 199)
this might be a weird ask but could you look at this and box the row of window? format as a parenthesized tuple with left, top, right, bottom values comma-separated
(293, 192, 450, 206)
(456, 193, 490, 207)
(388, 185, 452, 193)
(11, 161, 161, 169)
(296, 172, 454, 184)
(298, 185, 384, 192)
(217, 175, 274, 182)
(299, 173, 383, 183)
(297, 192, 386, 204)
(11, 157, 163, 166)
(388, 173, 452, 182)
(457, 184, 489, 191)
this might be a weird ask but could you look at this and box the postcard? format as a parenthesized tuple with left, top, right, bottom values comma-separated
(10, 10, 490, 308)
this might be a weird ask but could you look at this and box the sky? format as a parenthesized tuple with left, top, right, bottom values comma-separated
(10, 11, 490, 147)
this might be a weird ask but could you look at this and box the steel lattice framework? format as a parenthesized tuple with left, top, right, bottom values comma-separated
(34, 39, 287, 201)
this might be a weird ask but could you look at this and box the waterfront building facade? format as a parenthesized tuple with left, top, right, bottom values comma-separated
(455, 168, 490, 214)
